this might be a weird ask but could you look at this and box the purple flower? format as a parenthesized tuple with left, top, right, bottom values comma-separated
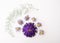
(23, 23, 37, 37)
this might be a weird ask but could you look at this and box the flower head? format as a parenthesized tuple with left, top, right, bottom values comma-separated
(23, 23, 37, 37)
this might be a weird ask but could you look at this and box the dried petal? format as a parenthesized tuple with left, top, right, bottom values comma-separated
(32, 17, 36, 22)
(39, 30, 44, 35)
(18, 20, 23, 25)
(16, 27, 21, 31)
(25, 15, 29, 21)
(37, 22, 42, 27)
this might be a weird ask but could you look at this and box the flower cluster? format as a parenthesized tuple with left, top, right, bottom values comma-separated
(15, 15, 44, 37)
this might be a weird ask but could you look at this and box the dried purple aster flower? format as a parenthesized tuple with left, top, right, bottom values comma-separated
(23, 23, 37, 37)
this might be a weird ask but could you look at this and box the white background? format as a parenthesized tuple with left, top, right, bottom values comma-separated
(0, 0, 60, 43)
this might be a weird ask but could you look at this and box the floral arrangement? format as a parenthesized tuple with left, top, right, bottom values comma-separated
(6, 4, 44, 38)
